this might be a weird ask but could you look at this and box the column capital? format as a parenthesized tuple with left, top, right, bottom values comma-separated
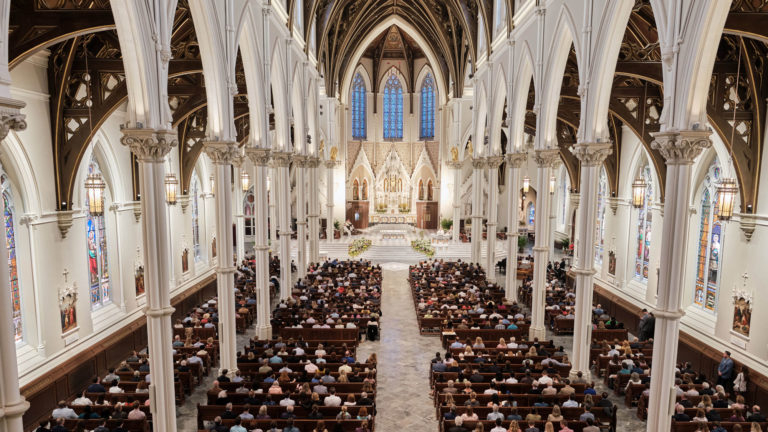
(245, 148, 271, 166)
(203, 140, 240, 165)
(292, 154, 308, 167)
(446, 160, 463, 169)
(570, 142, 612, 166)
(651, 129, 712, 165)
(569, 193, 580, 209)
(271, 151, 293, 167)
(533, 148, 561, 168)
(121, 128, 177, 163)
(471, 157, 486, 169)
(485, 155, 504, 168)
(324, 159, 342, 169)
(504, 152, 527, 168)
(0, 96, 27, 140)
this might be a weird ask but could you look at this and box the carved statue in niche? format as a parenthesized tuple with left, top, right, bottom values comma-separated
(318, 139, 325, 155)
(211, 237, 217, 258)
(732, 297, 752, 337)
(59, 282, 78, 334)
(450, 146, 459, 162)
(466, 139, 473, 158)
(135, 265, 145, 295)
(330, 146, 338, 161)
(182, 248, 189, 273)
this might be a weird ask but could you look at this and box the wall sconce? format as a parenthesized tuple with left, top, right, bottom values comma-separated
(522, 176, 530, 195)
(210, 175, 215, 195)
(240, 171, 250, 193)
(549, 175, 556, 195)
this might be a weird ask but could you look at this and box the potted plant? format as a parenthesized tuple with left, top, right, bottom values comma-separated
(518, 235, 527, 253)
(333, 220, 341, 239)
(440, 218, 453, 231)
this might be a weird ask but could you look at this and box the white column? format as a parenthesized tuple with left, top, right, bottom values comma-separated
(470, 158, 485, 264)
(485, 156, 503, 281)
(548, 165, 559, 259)
(246, 148, 273, 339)
(0, 99, 28, 432)
(120, 128, 178, 432)
(569, 142, 612, 377)
(645, 130, 711, 432)
(234, 164, 246, 263)
(504, 153, 527, 302)
(448, 161, 462, 242)
(203, 141, 239, 375)
(325, 160, 340, 242)
(268, 163, 278, 251)
(307, 157, 321, 263)
(529, 148, 560, 340)
(272, 152, 293, 299)
(294, 155, 307, 277)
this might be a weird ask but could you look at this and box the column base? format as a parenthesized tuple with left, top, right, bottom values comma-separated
(528, 326, 546, 340)
(256, 324, 273, 340)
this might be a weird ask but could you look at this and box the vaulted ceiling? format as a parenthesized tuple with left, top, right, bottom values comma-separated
(302, 0, 509, 97)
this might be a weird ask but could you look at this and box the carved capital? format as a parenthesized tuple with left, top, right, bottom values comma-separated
(0, 97, 27, 140)
(121, 128, 177, 163)
(305, 156, 321, 168)
(292, 154, 308, 167)
(533, 148, 561, 168)
(504, 152, 527, 169)
(485, 155, 504, 169)
(203, 140, 240, 165)
(740, 214, 756, 242)
(246, 148, 271, 166)
(324, 159, 341, 169)
(446, 160, 463, 169)
(471, 158, 486, 169)
(607, 197, 620, 215)
(271, 151, 293, 167)
(650, 130, 712, 165)
(570, 142, 612, 166)
(569, 193, 580, 209)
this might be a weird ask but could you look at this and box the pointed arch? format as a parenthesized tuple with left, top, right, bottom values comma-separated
(351, 70, 367, 140)
(489, 62, 508, 155)
(382, 69, 404, 140)
(509, 42, 535, 152)
(540, 9, 578, 147)
(419, 71, 436, 140)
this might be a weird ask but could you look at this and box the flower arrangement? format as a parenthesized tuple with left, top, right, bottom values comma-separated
(398, 203, 410, 213)
(411, 239, 435, 257)
(348, 238, 372, 257)
(375, 203, 388, 213)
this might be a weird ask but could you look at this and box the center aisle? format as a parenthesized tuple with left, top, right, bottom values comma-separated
(356, 263, 442, 432)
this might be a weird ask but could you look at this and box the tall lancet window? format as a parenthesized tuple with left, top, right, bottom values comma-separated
(634, 163, 653, 282)
(191, 175, 201, 262)
(595, 168, 608, 266)
(693, 159, 724, 312)
(383, 71, 403, 140)
(85, 159, 111, 309)
(352, 73, 366, 140)
(420, 72, 435, 139)
(2, 174, 21, 342)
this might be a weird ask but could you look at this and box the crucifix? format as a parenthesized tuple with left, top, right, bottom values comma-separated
(62, 268, 69, 283)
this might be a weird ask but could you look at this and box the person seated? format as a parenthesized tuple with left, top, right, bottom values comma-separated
(672, 404, 691, 421)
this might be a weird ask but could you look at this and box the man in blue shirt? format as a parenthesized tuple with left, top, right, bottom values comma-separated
(282, 418, 300, 432)
(717, 350, 734, 393)
(229, 417, 247, 432)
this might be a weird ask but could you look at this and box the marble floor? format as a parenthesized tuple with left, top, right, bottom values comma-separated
(177, 264, 649, 431)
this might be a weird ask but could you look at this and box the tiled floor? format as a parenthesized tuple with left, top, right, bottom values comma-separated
(178, 264, 650, 431)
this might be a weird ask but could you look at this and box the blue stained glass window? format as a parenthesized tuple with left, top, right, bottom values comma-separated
(693, 159, 723, 312)
(2, 176, 21, 342)
(634, 164, 653, 282)
(191, 175, 201, 262)
(352, 73, 366, 139)
(85, 159, 110, 309)
(420, 73, 435, 139)
(383, 72, 403, 140)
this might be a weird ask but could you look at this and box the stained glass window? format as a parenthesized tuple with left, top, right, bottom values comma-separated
(2, 175, 21, 342)
(420, 73, 435, 139)
(244, 186, 255, 236)
(634, 163, 653, 282)
(694, 159, 723, 312)
(352, 73, 366, 139)
(383, 71, 403, 140)
(85, 159, 110, 309)
(595, 168, 608, 266)
(191, 175, 201, 262)
(527, 202, 535, 226)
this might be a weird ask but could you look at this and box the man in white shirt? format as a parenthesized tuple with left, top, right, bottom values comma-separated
(323, 388, 342, 406)
(52, 401, 78, 419)
(71, 393, 92, 406)
(538, 370, 553, 386)
(304, 362, 319, 374)
(279, 395, 295, 406)
(108, 381, 124, 394)
(338, 362, 352, 375)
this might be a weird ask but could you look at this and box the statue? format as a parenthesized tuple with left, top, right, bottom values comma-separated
(318, 139, 325, 155)
(59, 275, 78, 334)
(466, 138, 473, 158)
(450, 146, 459, 162)
(330, 146, 338, 161)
